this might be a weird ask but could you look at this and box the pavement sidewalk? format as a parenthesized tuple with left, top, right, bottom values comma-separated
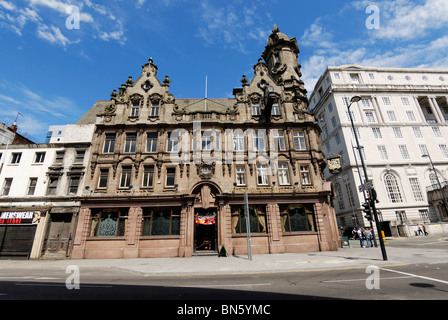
(1, 236, 448, 276)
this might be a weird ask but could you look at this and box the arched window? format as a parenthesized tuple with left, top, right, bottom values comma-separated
(384, 173, 403, 203)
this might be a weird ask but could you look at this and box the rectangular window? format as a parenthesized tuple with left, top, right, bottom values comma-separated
(401, 97, 410, 106)
(278, 163, 290, 185)
(167, 133, 179, 152)
(28, 178, 37, 195)
(253, 131, 266, 151)
(393, 127, 403, 138)
(372, 127, 382, 139)
(10, 152, 21, 164)
(412, 127, 422, 138)
(387, 111, 397, 122)
(54, 151, 64, 164)
(90, 208, 129, 237)
(409, 178, 424, 202)
(378, 145, 388, 160)
(350, 73, 360, 83)
(166, 167, 176, 187)
(365, 111, 375, 123)
(124, 133, 137, 153)
(406, 111, 416, 121)
(68, 176, 80, 194)
(432, 127, 442, 137)
(399, 145, 410, 159)
(34, 152, 46, 163)
(382, 97, 391, 105)
(150, 102, 159, 117)
(440, 144, 448, 158)
(98, 169, 109, 188)
(419, 145, 428, 157)
(236, 166, 246, 186)
(141, 207, 180, 236)
(202, 135, 212, 150)
(2, 178, 12, 196)
(47, 177, 58, 195)
(142, 165, 154, 188)
(251, 102, 261, 116)
(256, 164, 268, 185)
(271, 101, 280, 115)
(279, 204, 316, 232)
(131, 102, 140, 117)
(231, 205, 267, 234)
(361, 98, 371, 108)
(293, 131, 306, 150)
(120, 166, 132, 188)
(103, 133, 116, 153)
(75, 150, 85, 163)
(146, 133, 158, 153)
(233, 132, 244, 151)
(272, 130, 286, 151)
(300, 166, 311, 185)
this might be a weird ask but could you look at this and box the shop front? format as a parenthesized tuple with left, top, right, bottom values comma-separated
(0, 210, 40, 258)
(72, 182, 339, 259)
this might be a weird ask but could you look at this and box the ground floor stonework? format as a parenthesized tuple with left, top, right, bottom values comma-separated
(72, 183, 339, 259)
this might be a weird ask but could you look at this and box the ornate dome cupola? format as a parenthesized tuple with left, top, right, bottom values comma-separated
(262, 25, 306, 91)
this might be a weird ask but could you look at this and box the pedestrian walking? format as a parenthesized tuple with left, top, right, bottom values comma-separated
(422, 224, 428, 236)
(417, 225, 423, 236)
(357, 227, 365, 248)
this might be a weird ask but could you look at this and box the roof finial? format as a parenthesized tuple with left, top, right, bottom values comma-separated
(273, 24, 279, 33)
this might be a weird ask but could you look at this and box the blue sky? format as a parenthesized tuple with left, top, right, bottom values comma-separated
(1, 0, 448, 143)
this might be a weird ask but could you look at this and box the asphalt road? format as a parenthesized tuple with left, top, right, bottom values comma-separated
(0, 235, 447, 304)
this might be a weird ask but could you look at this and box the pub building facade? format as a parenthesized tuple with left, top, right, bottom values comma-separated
(72, 26, 339, 259)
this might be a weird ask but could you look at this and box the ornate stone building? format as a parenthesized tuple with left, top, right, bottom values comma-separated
(72, 26, 339, 259)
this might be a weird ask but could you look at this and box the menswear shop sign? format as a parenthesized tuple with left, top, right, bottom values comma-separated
(0, 212, 34, 225)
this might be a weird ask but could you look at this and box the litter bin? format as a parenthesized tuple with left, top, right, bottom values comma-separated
(340, 236, 350, 248)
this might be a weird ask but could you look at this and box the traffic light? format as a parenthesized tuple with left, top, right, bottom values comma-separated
(362, 201, 373, 221)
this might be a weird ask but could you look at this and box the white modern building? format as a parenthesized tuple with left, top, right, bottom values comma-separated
(0, 124, 94, 258)
(310, 65, 448, 236)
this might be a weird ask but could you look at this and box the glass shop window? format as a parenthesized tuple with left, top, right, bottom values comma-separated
(141, 207, 181, 236)
(230, 204, 267, 234)
(90, 208, 129, 237)
(279, 204, 316, 232)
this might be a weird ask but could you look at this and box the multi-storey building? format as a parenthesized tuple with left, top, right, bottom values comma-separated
(0, 124, 94, 258)
(71, 26, 339, 259)
(310, 65, 448, 236)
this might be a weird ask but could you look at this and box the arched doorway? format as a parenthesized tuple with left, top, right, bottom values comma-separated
(190, 183, 221, 255)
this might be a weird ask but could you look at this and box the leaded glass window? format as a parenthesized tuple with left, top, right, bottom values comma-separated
(141, 207, 181, 236)
(90, 208, 128, 237)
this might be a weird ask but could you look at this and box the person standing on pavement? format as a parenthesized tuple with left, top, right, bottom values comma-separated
(422, 224, 428, 236)
(364, 228, 372, 248)
(357, 227, 365, 248)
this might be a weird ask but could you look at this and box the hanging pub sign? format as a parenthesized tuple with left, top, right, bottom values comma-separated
(328, 156, 342, 174)
(0, 211, 35, 225)
(195, 216, 215, 225)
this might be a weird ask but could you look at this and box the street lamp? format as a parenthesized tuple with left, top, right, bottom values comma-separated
(347, 96, 388, 261)
(422, 153, 448, 218)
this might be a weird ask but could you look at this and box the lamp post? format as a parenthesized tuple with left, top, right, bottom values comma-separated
(422, 153, 448, 218)
(347, 96, 387, 260)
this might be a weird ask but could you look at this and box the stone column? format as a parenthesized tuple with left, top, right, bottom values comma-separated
(124, 206, 141, 258)
(266, 203, 284, 254)
(71, 207, 91, 259)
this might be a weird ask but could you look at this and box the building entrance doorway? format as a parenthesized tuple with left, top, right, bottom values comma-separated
(194, 208, 217, 254)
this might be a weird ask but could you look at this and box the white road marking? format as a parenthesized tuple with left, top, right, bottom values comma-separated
(322, 276, 412, 283)
(179, 283, 272, 288)
(380, 267, 448, 285)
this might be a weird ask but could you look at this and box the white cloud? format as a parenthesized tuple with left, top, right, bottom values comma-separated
(37, 24, 72, 47)
(300, 0, 448, 94)
(0, 0, 126, 47)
